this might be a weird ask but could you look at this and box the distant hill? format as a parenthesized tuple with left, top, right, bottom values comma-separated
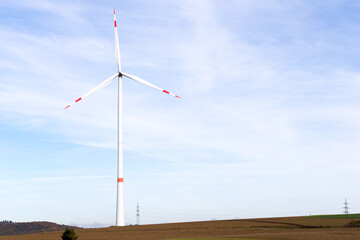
(0, 221, 80, 236)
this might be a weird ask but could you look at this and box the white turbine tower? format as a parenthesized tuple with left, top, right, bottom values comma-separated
(65, 9, 181, 226)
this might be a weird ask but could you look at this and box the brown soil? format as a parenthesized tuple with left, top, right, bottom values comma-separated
(1, 216, 360, 240)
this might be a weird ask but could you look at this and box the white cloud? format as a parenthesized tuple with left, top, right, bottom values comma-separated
(1, 0, 360, 226)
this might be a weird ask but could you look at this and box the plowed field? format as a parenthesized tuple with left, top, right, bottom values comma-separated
(1, 215, 360, 240)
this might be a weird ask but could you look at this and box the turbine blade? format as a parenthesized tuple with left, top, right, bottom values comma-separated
(64, 73, 119, 109)
(114, 9, 121, 72)
(121, 72, 181, 99)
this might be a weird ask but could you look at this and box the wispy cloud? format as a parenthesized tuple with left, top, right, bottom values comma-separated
(1, 0, 360, 226)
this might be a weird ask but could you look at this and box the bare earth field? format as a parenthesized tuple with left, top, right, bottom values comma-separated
(1, 215, 360, 240)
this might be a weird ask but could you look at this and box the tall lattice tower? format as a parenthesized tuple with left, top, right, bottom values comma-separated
(343, 198, 349, 214)
(136, 202, 140, 225)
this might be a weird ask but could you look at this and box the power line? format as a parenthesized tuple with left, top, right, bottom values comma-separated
(343, 198, 349, 214)
(136, 202, 140, 225)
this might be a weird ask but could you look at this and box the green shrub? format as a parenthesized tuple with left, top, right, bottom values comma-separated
(61, 228, 79, 240)
(344, 220, 360, 228)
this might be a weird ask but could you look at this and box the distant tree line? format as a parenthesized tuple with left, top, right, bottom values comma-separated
(2, 220, 14, 223)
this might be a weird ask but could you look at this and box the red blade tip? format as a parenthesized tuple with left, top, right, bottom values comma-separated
(75, 97, 82, 102)
(64, 105, 70, 110)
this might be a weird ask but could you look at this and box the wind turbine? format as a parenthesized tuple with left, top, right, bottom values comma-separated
(65, 9, 181, 226)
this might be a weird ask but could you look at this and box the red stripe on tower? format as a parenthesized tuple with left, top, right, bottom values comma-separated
(75, 97, 82, 102)
(114, 21, 117, 27)
(117, 178, 124, 183)
(163, 90, 170, 94)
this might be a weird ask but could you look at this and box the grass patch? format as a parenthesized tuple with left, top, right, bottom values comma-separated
(171, 238, 261, 240)
(308, 214, 360, 219)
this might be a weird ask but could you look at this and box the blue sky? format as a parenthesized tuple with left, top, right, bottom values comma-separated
(1, 0, 360, 227)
